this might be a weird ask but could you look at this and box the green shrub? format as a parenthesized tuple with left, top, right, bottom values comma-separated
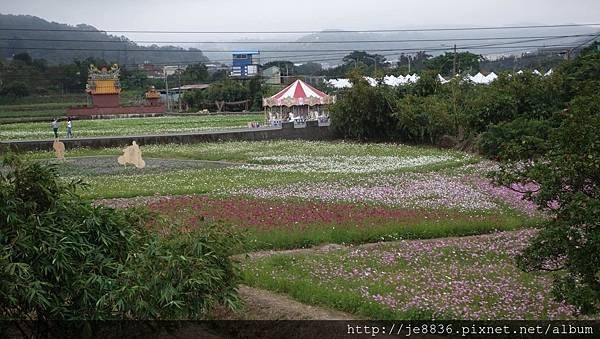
(0, 82, 31, 98)
(183, 79, 261, 111)
(556, 43, 600, 99)
(463, 81, 518, 134)
(463, 73, 563, 135)
(410, 70, 441, 97)
(330, 70, 397, 140)
(0, 157, 240, 328)
(479, 118, 554, 160)
(394, 94, 453, 144)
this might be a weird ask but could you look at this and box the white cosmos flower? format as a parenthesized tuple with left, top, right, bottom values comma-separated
(240, 155, 459, 174)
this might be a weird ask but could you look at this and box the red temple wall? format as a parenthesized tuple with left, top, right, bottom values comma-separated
(92, 94, 120, 108)
(147, 98, 162, 106)
(67, 105, 166, 116)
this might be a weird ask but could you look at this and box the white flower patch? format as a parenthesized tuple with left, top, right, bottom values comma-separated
(240, 155, 458, 174)
(232, 173, 499, 211)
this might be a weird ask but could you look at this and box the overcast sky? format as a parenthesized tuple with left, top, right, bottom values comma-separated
(3, 0, 599, 33)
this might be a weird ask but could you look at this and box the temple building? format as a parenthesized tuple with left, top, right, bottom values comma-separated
(86, 64, 121, 108)
(145, 86, 162, 106)
(67, 64, 166, 117)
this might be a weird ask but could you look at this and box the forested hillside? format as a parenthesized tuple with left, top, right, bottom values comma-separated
(0, 14, 208, 65)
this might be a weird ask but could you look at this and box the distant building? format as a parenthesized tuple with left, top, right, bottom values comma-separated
(139, 62, 163, 78)
(158, 84, 210, 105)
(262, 66, 281, 84)
(139, 63, 187, 78)
(205, 63, 221, 71)
(163, 65, 186, 76)
(231, 50, 260, 77)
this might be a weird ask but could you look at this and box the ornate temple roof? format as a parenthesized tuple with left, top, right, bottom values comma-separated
(86, 64, 121, 95)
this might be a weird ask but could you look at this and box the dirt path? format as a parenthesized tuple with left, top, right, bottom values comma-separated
(214, 285, 355, 320)
(243, 229, 534, 260)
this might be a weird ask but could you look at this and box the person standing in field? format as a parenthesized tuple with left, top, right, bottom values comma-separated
(66, 117, 73, 138)
(52, 118, 59, 138)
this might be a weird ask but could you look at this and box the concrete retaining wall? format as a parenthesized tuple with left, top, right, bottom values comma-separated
(1, 121, 335, 153)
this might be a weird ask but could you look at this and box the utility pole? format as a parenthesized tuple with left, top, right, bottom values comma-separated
(408, 56, 411, 74)
(177, 66, 182, 112)
(366, 56, 377, 75)
(374, 60, 377, 75)
(164, 68, 170, 112)
(453, 44, 457, 75)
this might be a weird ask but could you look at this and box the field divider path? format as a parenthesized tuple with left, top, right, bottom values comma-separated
(230, 285, 356, 320)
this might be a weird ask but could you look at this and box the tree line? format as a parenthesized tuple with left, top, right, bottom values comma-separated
(330, 44, 600, 314)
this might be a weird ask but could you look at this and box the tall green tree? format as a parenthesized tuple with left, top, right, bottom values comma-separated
(330, 69, 396, 140)
(424, 52, 482, 76)
(493, 46, 600, 314)
(494, 94, 600, 314)
(182, 63, 209, 83)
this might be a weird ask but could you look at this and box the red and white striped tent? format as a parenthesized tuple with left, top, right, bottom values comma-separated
(263, 79, 335, 108)
(263, 79, 335, 123)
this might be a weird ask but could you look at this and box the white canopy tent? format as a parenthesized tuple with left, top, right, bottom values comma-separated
(326, 69, 554, 89)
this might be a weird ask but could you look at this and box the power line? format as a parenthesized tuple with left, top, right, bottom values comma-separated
(1, 37, 582, 82)
(2, 44, 579, 53)
(0, 23, 598, 34)
(567, 32, 600, 57)
(0, 44, 578, 81)
(0, 44, 576, 82)
(1, 38, 578, 68)
(2, 34, 583, 55)
(0, 34, 596, 44)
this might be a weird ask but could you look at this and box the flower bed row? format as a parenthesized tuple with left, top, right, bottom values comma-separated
(240, 154, 462, 174)
(242, 229, 581, 320)
(232, 173, 539, 215)
(142, 195, 530, 251)
(147, 195, 456, 231)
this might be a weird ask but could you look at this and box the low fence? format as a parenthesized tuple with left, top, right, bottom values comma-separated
(0, 121, 335, 153)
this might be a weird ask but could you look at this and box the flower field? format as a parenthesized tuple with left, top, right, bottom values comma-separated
(137, 195, 529, 251)
(38, 141, 537, 218)
(232, 173, 529, 212)
(60, 141, 542, 253)
(17, 139, 576, 319)
(242, 229, 581, 320)
(0, 114, 264, 140)
(241, 154, 459, 173)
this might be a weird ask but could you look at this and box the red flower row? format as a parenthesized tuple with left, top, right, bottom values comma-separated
(147, 195, 467, 231)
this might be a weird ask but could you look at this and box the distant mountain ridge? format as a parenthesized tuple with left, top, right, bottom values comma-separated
(197, 26, 599, 65)
(0, 14, 208, 65)
(1, 14, 597, 67)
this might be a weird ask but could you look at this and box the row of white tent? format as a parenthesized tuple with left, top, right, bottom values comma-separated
(327, 69, 554, 88)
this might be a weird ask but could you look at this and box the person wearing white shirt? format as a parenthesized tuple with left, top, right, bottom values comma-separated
(66, 117, 73, 138)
